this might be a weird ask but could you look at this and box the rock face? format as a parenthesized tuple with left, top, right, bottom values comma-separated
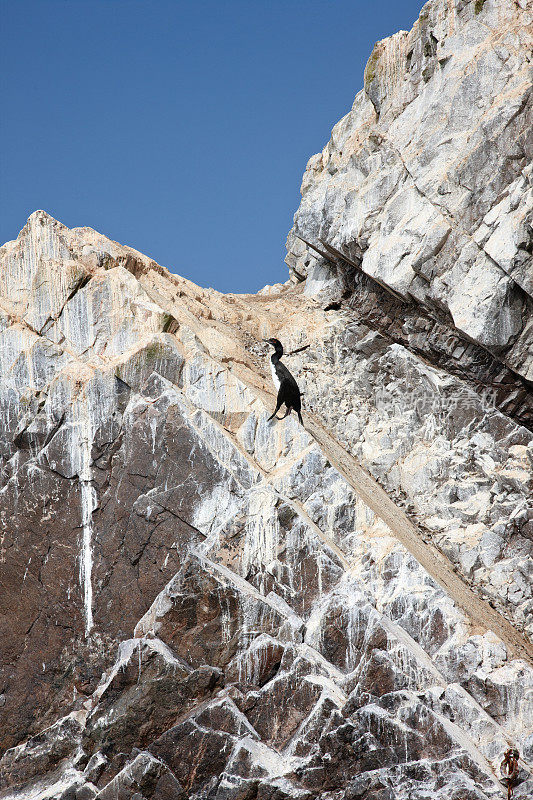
(287, 0, 533, 396)
(1, 2, 533, 799)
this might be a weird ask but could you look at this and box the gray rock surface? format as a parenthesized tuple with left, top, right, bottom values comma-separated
(287, 0, 533, 380)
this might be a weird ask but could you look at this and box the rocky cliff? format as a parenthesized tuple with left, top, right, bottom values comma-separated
(1, 1, 532, 799)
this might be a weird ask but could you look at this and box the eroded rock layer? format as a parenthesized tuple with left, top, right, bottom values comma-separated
(1, 1, 533, 799)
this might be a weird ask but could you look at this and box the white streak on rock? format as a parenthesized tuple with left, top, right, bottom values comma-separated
(73, 391, 96, 636)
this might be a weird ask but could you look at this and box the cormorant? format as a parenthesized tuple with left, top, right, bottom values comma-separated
(264, 338, 304, 425)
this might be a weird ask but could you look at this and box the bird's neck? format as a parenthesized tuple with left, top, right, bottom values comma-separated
(271, 349, 282, 363)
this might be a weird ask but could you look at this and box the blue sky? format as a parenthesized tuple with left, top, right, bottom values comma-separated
(2, 0, 424, 292)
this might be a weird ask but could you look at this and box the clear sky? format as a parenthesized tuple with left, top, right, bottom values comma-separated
(2, 0, 424, 293)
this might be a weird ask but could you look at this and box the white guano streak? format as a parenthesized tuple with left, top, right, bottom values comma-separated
(75, 393, 96, 635)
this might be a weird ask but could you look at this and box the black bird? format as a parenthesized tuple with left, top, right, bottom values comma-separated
(264, 338, 304, 425)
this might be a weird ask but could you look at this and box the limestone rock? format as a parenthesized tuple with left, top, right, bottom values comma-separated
(1, 206, 531, 800)
(288, 0, 533, 380)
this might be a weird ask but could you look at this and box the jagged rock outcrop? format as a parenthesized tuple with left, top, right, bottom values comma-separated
(1, 1, 533, 799)
(287, 0, 533, 398)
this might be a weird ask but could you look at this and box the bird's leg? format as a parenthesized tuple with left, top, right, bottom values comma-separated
(267, 398, 283, 422)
